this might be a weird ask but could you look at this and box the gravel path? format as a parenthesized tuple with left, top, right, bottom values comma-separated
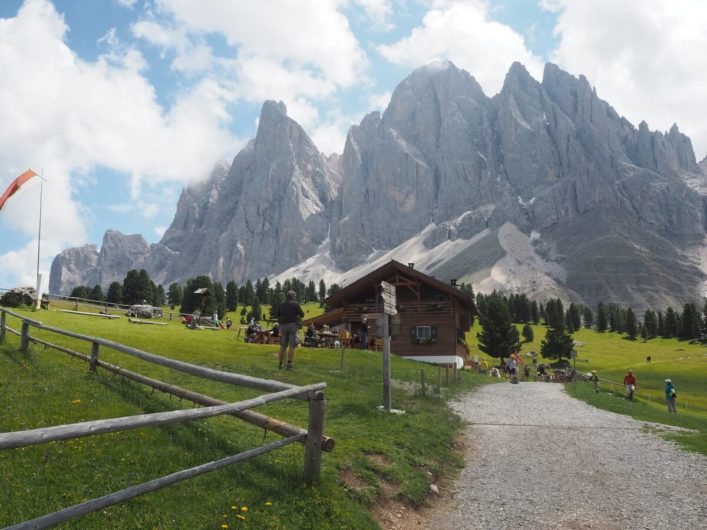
(422, 383, 707, 530)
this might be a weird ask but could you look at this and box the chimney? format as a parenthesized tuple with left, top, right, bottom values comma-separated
(408, 263, 415, 269)
(450, 279, 457, 286)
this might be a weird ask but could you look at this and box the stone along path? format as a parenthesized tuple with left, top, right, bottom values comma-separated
(421, 383, 707, 530)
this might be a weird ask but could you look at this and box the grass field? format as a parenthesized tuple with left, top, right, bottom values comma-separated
(465, 321, 707, 455)
(1, 302, 486, 529)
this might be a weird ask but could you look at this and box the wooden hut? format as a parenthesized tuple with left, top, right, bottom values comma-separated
(304, 260, 475, 367)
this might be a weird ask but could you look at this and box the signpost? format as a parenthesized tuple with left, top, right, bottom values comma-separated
(570, 349, 577, 384)
(380, 281, 396, 412)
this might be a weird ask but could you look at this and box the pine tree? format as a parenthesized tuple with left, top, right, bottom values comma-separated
(540, 326, 574, 363)
(596, 303, 608, 332)
(566, 303, 581, 333)
(664, 307, 678, 338)
(213, 282, 226, 320)
(226, 281, 238, 311)
(476, 294, 521, 362)
(318, 279, 326, 304)
(625, 308, 637, 339)
(522, 323, 534, 342)
(582, 306, 594, 329)
(70, 285, 90, 300)
(107, 282, 123, 304)
(154, 284, 166, 307)
(90, 284, 104, 302)
(167, 282, 182, 308)
(307, 280, 317, 302)
(680, 303, 701, 339)
(657, 311, 665, 336)
(531, 300, 540, 324)
(270, 284, 285, 319)
(643, 310, 658, 338)
(251, 297, 262, 322)
(244, 280, 255, 306)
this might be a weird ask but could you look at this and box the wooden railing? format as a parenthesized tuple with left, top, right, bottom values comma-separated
(0, 307, 331, 529)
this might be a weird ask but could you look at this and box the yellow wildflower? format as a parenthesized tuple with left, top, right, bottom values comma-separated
(71, 399, 81, 405)
(265, 501, 272, 506)
(241, 506, 248, 512)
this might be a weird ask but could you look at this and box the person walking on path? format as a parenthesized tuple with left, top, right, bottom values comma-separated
(277, 290, 304, 370)
(590, 370, 599, 393)
(664, 379, 677, 413)
(623, 370, 637, 401)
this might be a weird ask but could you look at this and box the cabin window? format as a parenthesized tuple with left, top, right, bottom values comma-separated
(410, 325, 438, 344)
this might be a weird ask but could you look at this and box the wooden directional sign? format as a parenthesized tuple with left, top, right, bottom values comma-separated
(380, 281, 397, 315)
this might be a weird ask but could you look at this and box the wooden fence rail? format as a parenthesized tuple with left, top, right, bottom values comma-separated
(0, 307, 330, 529)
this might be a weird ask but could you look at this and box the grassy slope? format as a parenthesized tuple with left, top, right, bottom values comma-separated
(466, 321, 707, 455)
(1, 304, 485, 529)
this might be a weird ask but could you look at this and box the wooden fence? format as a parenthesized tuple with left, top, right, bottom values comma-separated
(0, 307, 332, 529)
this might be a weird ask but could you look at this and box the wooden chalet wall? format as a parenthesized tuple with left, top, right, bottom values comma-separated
(334, 267, 470, 360)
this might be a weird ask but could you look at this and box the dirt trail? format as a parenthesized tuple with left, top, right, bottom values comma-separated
(415, 383, 707, 530)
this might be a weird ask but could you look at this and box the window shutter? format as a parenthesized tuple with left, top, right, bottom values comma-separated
(431, 326, 438, 339)
(410, 326, 417, 341)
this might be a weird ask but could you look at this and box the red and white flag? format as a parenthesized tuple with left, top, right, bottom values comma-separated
(0, 169, 39, 211)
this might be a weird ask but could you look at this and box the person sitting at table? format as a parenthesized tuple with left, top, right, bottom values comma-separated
(303, 323, 318, 347)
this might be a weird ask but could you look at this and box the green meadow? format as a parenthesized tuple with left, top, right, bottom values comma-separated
(1, 303, 484, 529)
(466, 321, 707, 454)
(2, 303, 706, 528)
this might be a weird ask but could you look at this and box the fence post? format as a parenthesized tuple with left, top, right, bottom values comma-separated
(435, 366, 441, 394)
(420, 369, 426, 396)
(21, 321, 30, 351)
(304, 391, 326, 485)
(0, 310, 5, 343)
(89, 342, 100, 372)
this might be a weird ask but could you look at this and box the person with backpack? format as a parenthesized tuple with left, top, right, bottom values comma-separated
(664, 379, 677, 413)
(277, 290, 304, 370)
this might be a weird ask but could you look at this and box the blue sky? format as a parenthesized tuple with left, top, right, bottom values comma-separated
(1, 0, 706, 291)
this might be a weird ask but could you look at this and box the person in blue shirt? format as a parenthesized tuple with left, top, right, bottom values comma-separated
(664, 379, 677, 414)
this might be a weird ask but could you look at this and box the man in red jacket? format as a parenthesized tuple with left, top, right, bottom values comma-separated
(623, 370, 638, 401)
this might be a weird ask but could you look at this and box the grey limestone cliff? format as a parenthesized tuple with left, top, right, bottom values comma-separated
(50, 62, 706, 310)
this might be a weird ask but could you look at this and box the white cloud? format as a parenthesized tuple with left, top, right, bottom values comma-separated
(0, 0, 238, 288)
(369, 90, 391, 112)
(154, 225, 166, 237)
(155, 0, 368, 88)
(546, 0, 707, 158)
(353, 0, 394, 30)
(378, 0, 544, 96)
(116, 0, 138, 8)
(310, 110, 364, 156)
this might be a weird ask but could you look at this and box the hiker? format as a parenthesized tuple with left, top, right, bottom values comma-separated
(523, 364, 530, 381)
(664, 379, 677, 413)
(590, 370, 599, 393)
(226, 318, 232, 330)
(277, 290, 304, 370)
(623, 370, 638, 401)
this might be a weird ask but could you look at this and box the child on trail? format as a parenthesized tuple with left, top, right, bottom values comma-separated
(664, 379, 677, 413)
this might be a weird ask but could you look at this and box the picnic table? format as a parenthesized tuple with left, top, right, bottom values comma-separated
(316, 330, 337, 348)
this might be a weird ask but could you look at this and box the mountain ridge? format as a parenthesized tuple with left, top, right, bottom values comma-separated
(49, 61, 707, 311)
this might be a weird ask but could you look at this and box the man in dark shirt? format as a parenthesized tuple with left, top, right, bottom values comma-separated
(278, 290, 304, 370)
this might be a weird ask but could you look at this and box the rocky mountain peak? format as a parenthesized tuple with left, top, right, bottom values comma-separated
(50, 61, 707, 311)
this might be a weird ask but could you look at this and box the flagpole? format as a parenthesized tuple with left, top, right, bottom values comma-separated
(35, 170, 43, 307)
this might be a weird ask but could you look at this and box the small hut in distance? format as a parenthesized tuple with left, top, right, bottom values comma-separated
(304, 260, 475, 367)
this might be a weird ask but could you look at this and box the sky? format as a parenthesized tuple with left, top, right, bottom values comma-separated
(1, 0, 706, 292)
